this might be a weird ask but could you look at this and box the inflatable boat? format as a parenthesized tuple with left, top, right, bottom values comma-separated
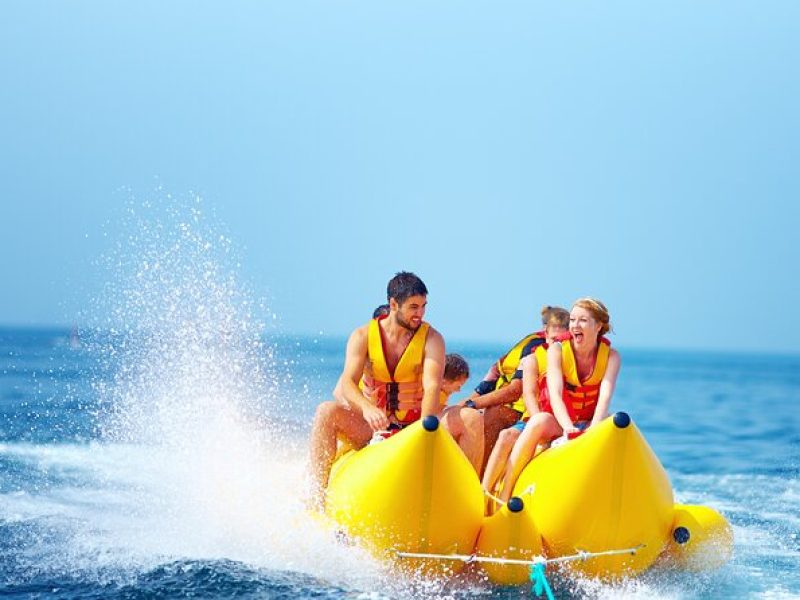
(323, 412, 733, 583)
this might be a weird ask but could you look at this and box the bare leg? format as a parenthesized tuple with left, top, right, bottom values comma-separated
(308, 400, 373, 508)
(481, 405, 521, 475)
(458, 407, 484, 474)
(499, 413, 561, 503)
(482, 426, 521, 495)
(442, 406, 485, 474)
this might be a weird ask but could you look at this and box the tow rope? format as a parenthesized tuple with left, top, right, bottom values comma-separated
(396, 544, 644, 598)
(530, 562, 554, 600)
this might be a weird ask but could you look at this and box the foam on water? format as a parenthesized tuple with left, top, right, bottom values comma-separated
(16, 194, 389, 592)
(1, 440, 386, 591)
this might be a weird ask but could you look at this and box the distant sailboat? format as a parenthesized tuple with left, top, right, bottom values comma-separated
(69, 325, 80, 349)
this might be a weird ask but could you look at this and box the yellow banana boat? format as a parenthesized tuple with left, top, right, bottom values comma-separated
(323, 412, 732, 583)
(325, 416, 484, 577)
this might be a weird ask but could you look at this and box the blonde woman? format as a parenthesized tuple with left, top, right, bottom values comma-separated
(487, 298, 621, 506)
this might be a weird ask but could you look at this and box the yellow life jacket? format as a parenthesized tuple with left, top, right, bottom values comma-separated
(360, 316, 429, 425)
(438, 390, 450, 408)
(558, 336, 611, 422)
(488, 331, 546, 414)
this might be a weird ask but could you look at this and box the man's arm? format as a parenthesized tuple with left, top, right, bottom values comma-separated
(468, 378, 522, 409)
(420, 327, 446, 418)
(338, 326, 390, 431)
(590, 349, 621, 427)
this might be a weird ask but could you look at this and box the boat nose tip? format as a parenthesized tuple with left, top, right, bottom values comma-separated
(422, 415, 439, 432)
(613, 412, 631, 429)
(673, 526, 691, 544)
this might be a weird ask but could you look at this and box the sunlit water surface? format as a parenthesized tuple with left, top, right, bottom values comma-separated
(1, 202, 797, 599)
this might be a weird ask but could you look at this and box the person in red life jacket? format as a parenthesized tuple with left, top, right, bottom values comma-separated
(307, 272, 483, 508)
(460, 306, 569, 475)
(487, 298, 622, 507)
(481, 311, 569, 499)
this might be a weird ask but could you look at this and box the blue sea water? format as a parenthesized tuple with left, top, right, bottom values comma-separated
(1, 327, 799, 600)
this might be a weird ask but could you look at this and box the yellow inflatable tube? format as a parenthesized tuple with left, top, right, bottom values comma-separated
(514, 412, 675, 578)
(663, 503, 734, 571)
(475, 496, 543, 585)
(325, 416, 484, 576)
(322, 411, 733, 582)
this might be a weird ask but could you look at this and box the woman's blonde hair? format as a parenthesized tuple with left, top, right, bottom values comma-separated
(541, 305, 570, 329)
(572, 298, 612, 337)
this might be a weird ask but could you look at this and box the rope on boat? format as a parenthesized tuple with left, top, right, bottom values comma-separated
(482, 484, 536, 507)
(397, 544, 644, 599)
(483, 488, 507, 507)
(395, 544, 643, 566)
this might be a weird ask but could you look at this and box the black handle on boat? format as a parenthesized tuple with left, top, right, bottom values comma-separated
(422, 415, 439, 431)
(507, 497, 524, 512)
(613, 412, 631, 428)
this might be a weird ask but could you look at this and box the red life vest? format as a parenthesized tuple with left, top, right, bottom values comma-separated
(538, 333, 611, 423)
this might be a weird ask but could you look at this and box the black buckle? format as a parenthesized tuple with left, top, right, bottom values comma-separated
(387, 382, 400, 412)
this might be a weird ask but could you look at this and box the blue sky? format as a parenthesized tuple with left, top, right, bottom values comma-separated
(1, 1, 798, 353)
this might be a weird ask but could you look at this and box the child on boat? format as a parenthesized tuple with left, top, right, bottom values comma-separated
(441, 353, 470, 401)
(481, 307, 569, 501)
(483, 298, 621, 510)
(459, 305, 569, 475)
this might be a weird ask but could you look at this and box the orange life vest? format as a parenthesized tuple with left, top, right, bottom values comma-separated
(360, 316, 429, 425)
(539, 334, 611, 423)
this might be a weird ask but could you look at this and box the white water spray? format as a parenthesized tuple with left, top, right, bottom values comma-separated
(80, 194, 383, 589)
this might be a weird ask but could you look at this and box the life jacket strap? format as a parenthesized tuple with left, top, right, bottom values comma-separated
(386, 382, 399, 412)
(570, 399, 596, 410)
(362, 375, 424, 414)
(565, 382, 600, 399)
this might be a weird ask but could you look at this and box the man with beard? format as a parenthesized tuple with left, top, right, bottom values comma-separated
(307, 271, 482, 507)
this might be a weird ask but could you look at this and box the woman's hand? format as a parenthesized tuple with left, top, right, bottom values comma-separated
(362, 404, 390, 431)
(561, 424, 580, 436)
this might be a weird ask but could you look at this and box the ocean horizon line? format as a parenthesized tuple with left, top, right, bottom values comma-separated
(1, 323, 798, 360)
